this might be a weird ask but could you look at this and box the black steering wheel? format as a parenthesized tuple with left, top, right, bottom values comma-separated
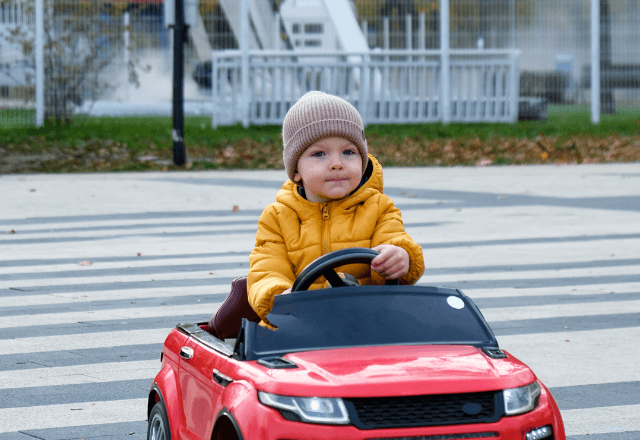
(291, 248, 400, 292)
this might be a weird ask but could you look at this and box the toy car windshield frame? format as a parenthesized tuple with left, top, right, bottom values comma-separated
(239, 285, 498, 361)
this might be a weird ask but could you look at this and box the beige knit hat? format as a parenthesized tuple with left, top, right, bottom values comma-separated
(282, 91, 368, 184)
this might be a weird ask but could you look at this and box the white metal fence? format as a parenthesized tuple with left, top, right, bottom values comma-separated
(1, 0, 639, 127)
(211, 48, 519, 126)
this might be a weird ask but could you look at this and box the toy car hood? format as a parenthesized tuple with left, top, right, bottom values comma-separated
(244, 344, 536, 398)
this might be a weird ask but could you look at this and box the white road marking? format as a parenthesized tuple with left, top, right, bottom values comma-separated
(0, 328, 172, 355)
(0, 360, 159, 389)
(561, 404, 640, 436)
(0, 254, 249, 275)
(498, 327, 640, 388)
(418, 264, 640, 285)
(464, 282, 640, 299)
(0, 399, 148, 433)
(0, 285, 231, 308)
(0, 267, 247, 289)
(0, 303, 222, 329)
(482, 299, 640, 322)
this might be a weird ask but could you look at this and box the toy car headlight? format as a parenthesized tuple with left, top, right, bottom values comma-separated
(258, 391, 350, 425)
(503, 381, 541, 415)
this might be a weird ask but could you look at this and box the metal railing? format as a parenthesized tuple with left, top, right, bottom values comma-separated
(210, 48, 520, 127)
(2, 0, 639, 127)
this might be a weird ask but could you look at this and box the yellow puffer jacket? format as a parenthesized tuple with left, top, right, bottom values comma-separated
(248, 155, 425, 326)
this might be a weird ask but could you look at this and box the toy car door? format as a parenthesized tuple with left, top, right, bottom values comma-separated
(178, 338, 224, 439)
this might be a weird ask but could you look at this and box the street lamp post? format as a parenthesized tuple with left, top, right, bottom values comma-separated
(171, 0, 187, 166)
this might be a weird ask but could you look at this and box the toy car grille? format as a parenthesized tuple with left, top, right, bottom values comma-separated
(345, 391, 501, 429)
(368, 433, 498, 440)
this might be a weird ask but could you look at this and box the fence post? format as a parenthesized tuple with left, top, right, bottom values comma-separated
(360, 54, 370, 126)
(275, 12, 281, 49)
(509, 51, 519, 123)
(240, 0, 250, 127)
(405, 14, 412, 50)
(211, 51, 218, 128)
(440, 0, 451, 123)
(590, 0, 600, 124)
(361, 19, 367, 47)
(123, 12, 130, 102)
(383, 16, 389, 51)
(35, 0, 44, 126)
(419, 12, 425, 50)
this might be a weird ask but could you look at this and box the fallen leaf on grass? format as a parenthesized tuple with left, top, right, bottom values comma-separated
(476, 158, 492, 167)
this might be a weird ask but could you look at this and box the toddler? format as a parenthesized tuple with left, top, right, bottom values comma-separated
(248, 91, 424, 328)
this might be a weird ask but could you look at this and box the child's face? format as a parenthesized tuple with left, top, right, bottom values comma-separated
(293, 137, 362, 203)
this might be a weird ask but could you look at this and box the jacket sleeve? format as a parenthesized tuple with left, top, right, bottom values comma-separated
(370, 195, 425, 285)
(247, 205, 295, 327)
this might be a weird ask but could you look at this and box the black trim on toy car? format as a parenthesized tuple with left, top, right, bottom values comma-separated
(214, 408, 244, 440)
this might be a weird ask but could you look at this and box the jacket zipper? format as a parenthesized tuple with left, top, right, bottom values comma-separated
(321, 204, 330, 255)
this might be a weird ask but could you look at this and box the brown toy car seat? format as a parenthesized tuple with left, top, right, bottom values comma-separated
(207, 276, 261, 339)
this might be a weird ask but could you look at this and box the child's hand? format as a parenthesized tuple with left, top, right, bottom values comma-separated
(280, 287, 292, 295)
(371, 244, 410, 280)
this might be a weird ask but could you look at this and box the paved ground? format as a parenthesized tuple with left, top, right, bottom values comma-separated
(0, 163, 639, 439)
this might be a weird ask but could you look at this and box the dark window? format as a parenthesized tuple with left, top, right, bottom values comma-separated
(304, 40, 321, 47)
(304, 23, 323, 34)
(292, 23, 300, 34)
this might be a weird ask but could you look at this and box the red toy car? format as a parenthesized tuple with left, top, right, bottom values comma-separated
(147, 248, 565, 440)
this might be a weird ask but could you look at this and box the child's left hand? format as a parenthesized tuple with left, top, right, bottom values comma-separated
(371, 244, 410, 280)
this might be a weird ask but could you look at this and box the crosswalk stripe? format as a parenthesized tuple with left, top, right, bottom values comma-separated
(0, 399, 148, 433)
(0, 255, 249, 275)
(418, 264, 640, 284)
(0, 268, 248, 289)
(0, 328, 171, 355)
(3, 262, 636, 290)
(0, 285, 232, 308)
(561, 404, 640, 436)
(2, 279, 636, 311)
(464, 282, 640, 299)
(0, 221, 257, 236)
(497, 327, 640, 388)
(0, 303, 223, 329)
(0, 360, 159, 389)
(481, 299, 640, 322)
(0, 215, 259, 231)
